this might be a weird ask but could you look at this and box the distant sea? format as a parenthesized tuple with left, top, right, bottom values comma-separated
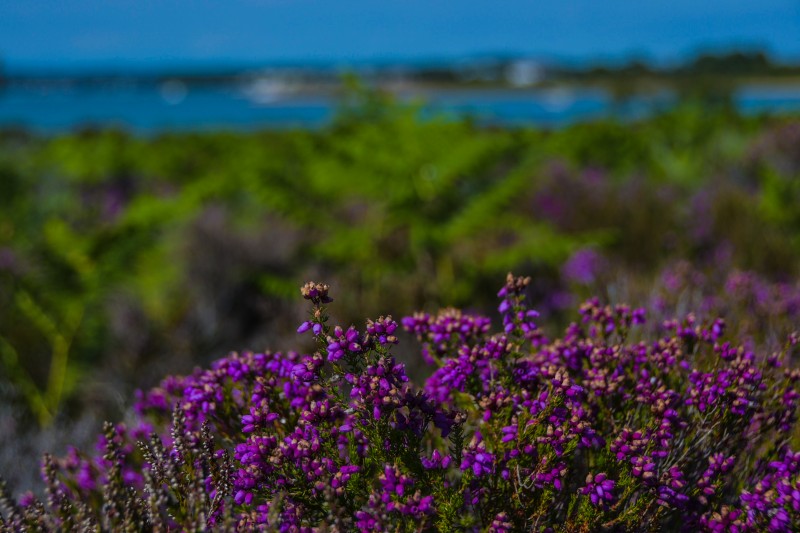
(1, 83, 799, 133)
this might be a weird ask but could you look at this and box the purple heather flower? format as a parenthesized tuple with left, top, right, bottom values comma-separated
(300, 281, 333, 303)
(562, 248, 606, 285)
(422, 449, 452, 470)
(326, 325, 367, 362)
(18, 491, 36, 508)
(500, 425, 517, 443)
(460, 432, 494, 478)
(366, 315, 400, 345)
(631, 455, 657, 483)
(489, 512, 513, 532)
(581, 473, 616, 509)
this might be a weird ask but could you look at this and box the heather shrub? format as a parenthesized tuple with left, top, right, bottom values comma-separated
(4, 275, 800, 532)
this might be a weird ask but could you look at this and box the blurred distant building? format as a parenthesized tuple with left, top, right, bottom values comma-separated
(505, 59, 545, 87)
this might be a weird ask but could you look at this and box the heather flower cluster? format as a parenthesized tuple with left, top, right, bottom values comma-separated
(3, 275, 800, 532)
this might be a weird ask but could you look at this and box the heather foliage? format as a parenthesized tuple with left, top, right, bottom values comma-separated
(4, 275, 800, 532)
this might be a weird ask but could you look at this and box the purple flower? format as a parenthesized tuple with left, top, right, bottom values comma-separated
(460, 432, 494, 478)
(562, 248, 606, 285)
(581, 473, 616, 509)
(489, 512, 513, 532)
(422, 449, 452, 470)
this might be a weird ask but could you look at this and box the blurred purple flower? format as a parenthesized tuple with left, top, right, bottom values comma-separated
(562, 248, 606, 285)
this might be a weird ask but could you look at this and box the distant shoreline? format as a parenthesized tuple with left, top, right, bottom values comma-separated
(3, 50, 800, 96)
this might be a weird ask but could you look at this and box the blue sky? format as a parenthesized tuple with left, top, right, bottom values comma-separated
(1, 0, 799, 69)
